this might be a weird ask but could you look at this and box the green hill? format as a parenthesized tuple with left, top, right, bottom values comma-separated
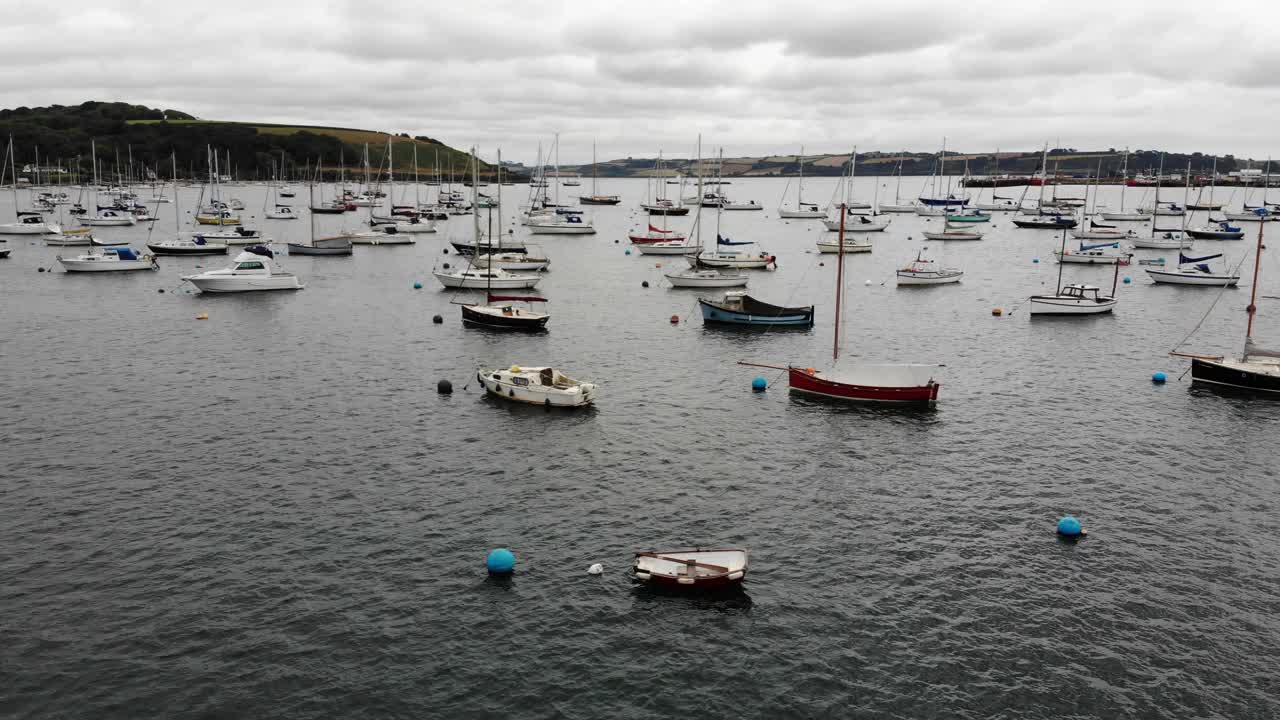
(0, 101, 499, 181)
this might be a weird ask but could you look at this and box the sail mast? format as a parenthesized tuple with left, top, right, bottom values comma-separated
(1246, 205, 1266, 340)
(1151, 153, 1164, 239)
(834, 202, 846, 362)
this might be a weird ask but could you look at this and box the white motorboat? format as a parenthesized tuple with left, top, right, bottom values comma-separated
(183, 246, 304, 292)
(922, 222, 984, 241)
(265, 206, 299, 220)
(79, 209, 137, 226)
(665, 269, 749, 288)
(527, 215, 595, 234)
(816, 236, 872, 253)
(822, 215, 890, 232)
(1131, 232, 1194, 250)
(1145, 252, 1240, 286)
(433, 267, 541, 289)
(896, 250, 962, 285)
(1028, 284, 1117, 315)
(58, 246, 157, 272)
(476, 365, 597, 407)
(1055, 241, 1132, 264)
(0, 214, 61, 235)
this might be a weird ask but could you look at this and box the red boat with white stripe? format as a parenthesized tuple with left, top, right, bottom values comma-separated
(629, 223, 687, 244)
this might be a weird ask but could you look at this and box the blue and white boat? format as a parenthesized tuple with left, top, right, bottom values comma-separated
(698, 291, 814, 327)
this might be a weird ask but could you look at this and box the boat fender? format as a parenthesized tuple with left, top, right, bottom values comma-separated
(587, 563, 604, 575)
(545, 399, 551, 408)
(634, 571, 650, 581)
(442, 263, 450, 269)
(509, 389, 515, 397)
(728, 571, 743, 580)
(669, 314, 679, 324)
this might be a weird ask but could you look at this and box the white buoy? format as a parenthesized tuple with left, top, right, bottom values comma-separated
(587, 563, 604, 575)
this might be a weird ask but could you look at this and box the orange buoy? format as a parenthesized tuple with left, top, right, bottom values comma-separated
(670, 314, 679, 324)
(655, 262, 663, 268)
(992, 308, 1003, 316)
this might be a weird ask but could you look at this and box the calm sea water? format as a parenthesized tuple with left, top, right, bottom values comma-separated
(2, 177, 1278, 719)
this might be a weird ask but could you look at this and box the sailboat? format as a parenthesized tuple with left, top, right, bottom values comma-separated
(690, 151, 776, 269)
(147, 154, 229, 256)
(777, 146, 825, 218)
(288, 161, 354, 256)
(667, 161, 748, 287)
(973, 150, 1020, 211)
(1187, 157, 1223, 210)
(1224, 160, 1277, 222)
(578, 142, 620, 205)
(879, 154, 917, 213)
(1146, 252, 1240, 286)
(1180, 222, 1280, 394)
(1100, 148, 1150, 221)
(80, 141, 138, 227)
(822, 148, 890, 233)
(770, 208, 942, 403)
(918, 138, 968, 207)
(0, 137, 61, 235)
(1131, 159, 1195, 250)
(1028, 229, 1120, 315)
(437, 149, 541, 290)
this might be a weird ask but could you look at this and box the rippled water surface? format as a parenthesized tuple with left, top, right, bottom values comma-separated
(2, 178, 1279, 719)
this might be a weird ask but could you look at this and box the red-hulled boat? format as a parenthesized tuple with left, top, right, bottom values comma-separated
(632, 549, 748, 590)
(744, 206, 942, 405)
(629, 223, 687, 244)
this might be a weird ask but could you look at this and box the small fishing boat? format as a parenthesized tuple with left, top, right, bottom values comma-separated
(699, 291, 813, 327)
(58, 246, 157, 272)
(896, 249, 962, 285)
(433, 267, 540, 289)
(476, 365, 596, 407)
(1028, 283, 1117, 315)
(1146, 252, 1240, 286)
(632, 549, 748, 589)
(183, 245, 304, 292)
(147, 235, 228, 256)
(788, 364, 941, 403)
(461, 295, 550, 330)
(1187, 221, 1246, 240)
(1055, 240, 1132, 265)
(665, 269, 748, 288)
(1013, 214, 1077, 229)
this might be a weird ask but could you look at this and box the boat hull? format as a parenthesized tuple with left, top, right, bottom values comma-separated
(921, 231, 982, 241)
(698, 297, 813, 327)
(461, 305, 549, 330)
(1191, 358, 1280, 395)
(287, 243, 353, 256)
(822, 219, 889, 232)
(665, 272, 748, 288)
(778, 209, 825, 219)
(1027, 296, 1117, 314)
(1145, 269, 1239, 286)
(58, 257, 156, 272)
(146, 243, 228, 256)
(528, 224, 595, 234)
(185, 276, 303, 292)
(643, 205, 690, 216)
(816, 241, 872, 253)
(787, 366, 940, 404)
(896, 270, 962, 285)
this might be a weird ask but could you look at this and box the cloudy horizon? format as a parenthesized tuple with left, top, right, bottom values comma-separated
(4, 0, 1279, 165)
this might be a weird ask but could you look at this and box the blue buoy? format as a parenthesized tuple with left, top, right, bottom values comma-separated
(486, 548, 516, 574)
(752, 377, 767, 392)
(1057, 516, 1084, 537)
(1123, 277, 1131, 284)
(625, 248, 632, 255)
(413, 281, 423, 289)
(1032, 257, 1040, 264)
(1152, 371, 1167, 384)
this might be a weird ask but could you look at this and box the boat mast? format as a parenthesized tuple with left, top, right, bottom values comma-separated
(1151, 153, 1164, 239)
(413, 144, 420, 208)
(695, 135, 702, 251)
(1119, 148, 1129, 212)
(834, 201, 846, 362)
(6, 136, 16, 220)
(1181, 161, 1192, 235)
(554, 132, 560, 206)
(940, 137, 947, 200)
(309, 156, 317, 246)
(1246, 204, 1267, 341)
(1055, 227, 1067, 291)
(848, 145, 857, 208)
(1036, 142, 1048, 209)
(797, 145, 804, 208)
(894, 153, 903, 204)
(171, 153, 180, 235)
(592, 140, 598, 196)
(1209, 156, 1217, 208)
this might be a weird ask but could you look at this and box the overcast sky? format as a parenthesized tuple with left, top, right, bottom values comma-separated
(4, 0, 1278, 165)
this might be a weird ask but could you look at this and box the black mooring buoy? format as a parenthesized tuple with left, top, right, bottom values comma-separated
(432, 314, 443, 324)
(437, 379, 453, 394)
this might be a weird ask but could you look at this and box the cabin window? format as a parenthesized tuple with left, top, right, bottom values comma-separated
(237, 261, 264, 270)
(512, 377, 530, 387)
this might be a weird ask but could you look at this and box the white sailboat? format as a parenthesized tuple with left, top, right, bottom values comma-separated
(1099, 148, 1150, 221)
(1146, 252, 1240, 286)
(878, 154, 917, 213)
(1029, 230, 1121, 315)
(777, 146, 825, 218)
